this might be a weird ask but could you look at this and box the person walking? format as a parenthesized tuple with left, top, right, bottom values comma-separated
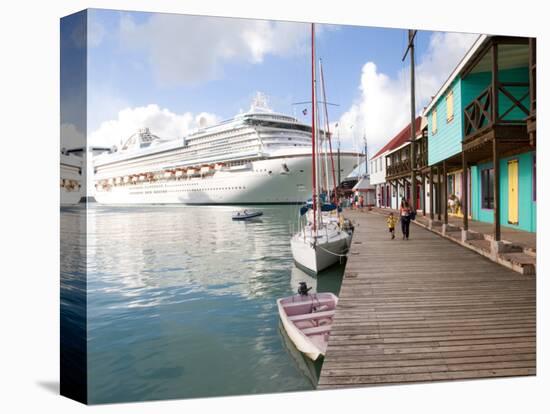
(399, 199, 412, 240)
(386, 212, 398, 240)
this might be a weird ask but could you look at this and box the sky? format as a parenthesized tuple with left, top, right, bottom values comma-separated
(61, 9, 480, 156)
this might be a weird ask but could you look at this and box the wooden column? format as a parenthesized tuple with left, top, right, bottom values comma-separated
(491, 42, 499, 125)
(462, 151, 469, 230)
(422, 172, 426, 216)
(491, 40, 500, 241)
(430, 167, 434, 220)
(529, 38, 536, 114)
(437, 165, 441, 221)
(443, 160, 448, 225)
(393, 180, 397, 209)
(493, 139, 501, 241)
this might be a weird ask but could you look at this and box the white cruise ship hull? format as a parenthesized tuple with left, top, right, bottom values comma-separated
(95, 152, 359, 205)
(60, 153, 83, 206)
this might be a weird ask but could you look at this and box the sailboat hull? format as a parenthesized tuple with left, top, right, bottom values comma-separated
(291, 230, 350, 274)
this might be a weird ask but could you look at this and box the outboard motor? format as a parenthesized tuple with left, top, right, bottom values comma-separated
(297, 282, 312, 296)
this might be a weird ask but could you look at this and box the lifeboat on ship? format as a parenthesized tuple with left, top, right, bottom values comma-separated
(175, 168, 186, 178)
(200, 164, 214, 175)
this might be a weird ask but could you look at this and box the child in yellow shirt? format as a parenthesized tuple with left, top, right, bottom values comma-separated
(386, 212, 398, 240)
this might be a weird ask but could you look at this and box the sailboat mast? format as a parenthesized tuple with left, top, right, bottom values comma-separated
(317, 59, 329, 202)
(310, 23, 317, 232)
(315, 65, 324, 228)
(319, 59, 338, 205)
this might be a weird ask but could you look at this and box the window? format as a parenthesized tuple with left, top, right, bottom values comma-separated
(431, 109, 437, 134)
(481, 168, 494, 209)
(446, 91, 454, 122)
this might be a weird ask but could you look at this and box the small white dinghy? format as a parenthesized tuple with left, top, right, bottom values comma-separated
(277, 283, 338, 361)
(232, 210, 263, 220)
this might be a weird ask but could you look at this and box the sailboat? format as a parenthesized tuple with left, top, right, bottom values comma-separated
(290, 23, 352, 274)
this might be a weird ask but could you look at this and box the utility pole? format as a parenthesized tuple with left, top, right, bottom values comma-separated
(337, 125, 341, 189)
(364, 135, 368, 177)
(403, 29, 417, 209)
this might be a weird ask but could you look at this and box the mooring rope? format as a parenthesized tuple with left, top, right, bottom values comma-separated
(315, 244, 350, 258)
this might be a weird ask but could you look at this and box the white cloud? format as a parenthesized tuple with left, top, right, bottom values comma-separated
(118, 14, 308, 86)
(61, 123, 85, 150)
(88, 19, 106, 47)
(88, 104, 220, 148)
(336, 32, 479, 155)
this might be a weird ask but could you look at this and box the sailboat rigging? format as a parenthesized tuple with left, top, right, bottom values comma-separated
(290, 23, 353, 274)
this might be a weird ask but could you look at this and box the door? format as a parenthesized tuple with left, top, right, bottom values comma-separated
(508, 159, 519, 225)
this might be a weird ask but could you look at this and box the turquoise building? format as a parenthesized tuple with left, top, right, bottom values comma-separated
(424, 35, 536, 237)
(470, 152, 536, 232)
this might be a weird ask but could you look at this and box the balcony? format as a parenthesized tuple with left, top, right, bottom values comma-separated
(385, 134, 427, 180)
(386, 158, 411, 178)
(463, 82, 530, 151)
(414, 134, 428, 170)
(461, 38, 531, 153)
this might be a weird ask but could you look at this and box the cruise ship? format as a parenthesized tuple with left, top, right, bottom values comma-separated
(93, 98, 362, 205)
(60, 151, 83, 205)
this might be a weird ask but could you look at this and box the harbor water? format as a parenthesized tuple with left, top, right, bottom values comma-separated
(61, 204, 344, 404)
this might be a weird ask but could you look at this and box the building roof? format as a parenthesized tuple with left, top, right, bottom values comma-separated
(352, 175, 375, 191)
(423, 34, 487, 115)
(370, 116, 423, 160)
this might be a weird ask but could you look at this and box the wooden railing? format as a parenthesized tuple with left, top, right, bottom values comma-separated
(386, 159, 411, 177)
(414, 135, 428, 170)
(464, 86, 492, 137)
(414, 152, 428, 170)
(385, 135, 427, 178)
(464, 82, 530, 140)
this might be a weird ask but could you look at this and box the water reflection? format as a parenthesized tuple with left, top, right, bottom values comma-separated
(80, 204, 345, 403)
(60, 205, 87, 401)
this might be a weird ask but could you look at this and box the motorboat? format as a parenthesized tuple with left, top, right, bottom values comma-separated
(232, 210, 263, 220)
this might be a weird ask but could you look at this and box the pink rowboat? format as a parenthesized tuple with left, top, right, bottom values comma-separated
(277, 288, 338, 361)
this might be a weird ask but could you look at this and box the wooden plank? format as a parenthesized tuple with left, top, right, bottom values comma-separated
(288, 310, 335, 322)
(318, 210, 536, 389)
(301, 325, 332, 335)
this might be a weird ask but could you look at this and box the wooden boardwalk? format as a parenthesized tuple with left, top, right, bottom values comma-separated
(318, 210, 536, 389)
